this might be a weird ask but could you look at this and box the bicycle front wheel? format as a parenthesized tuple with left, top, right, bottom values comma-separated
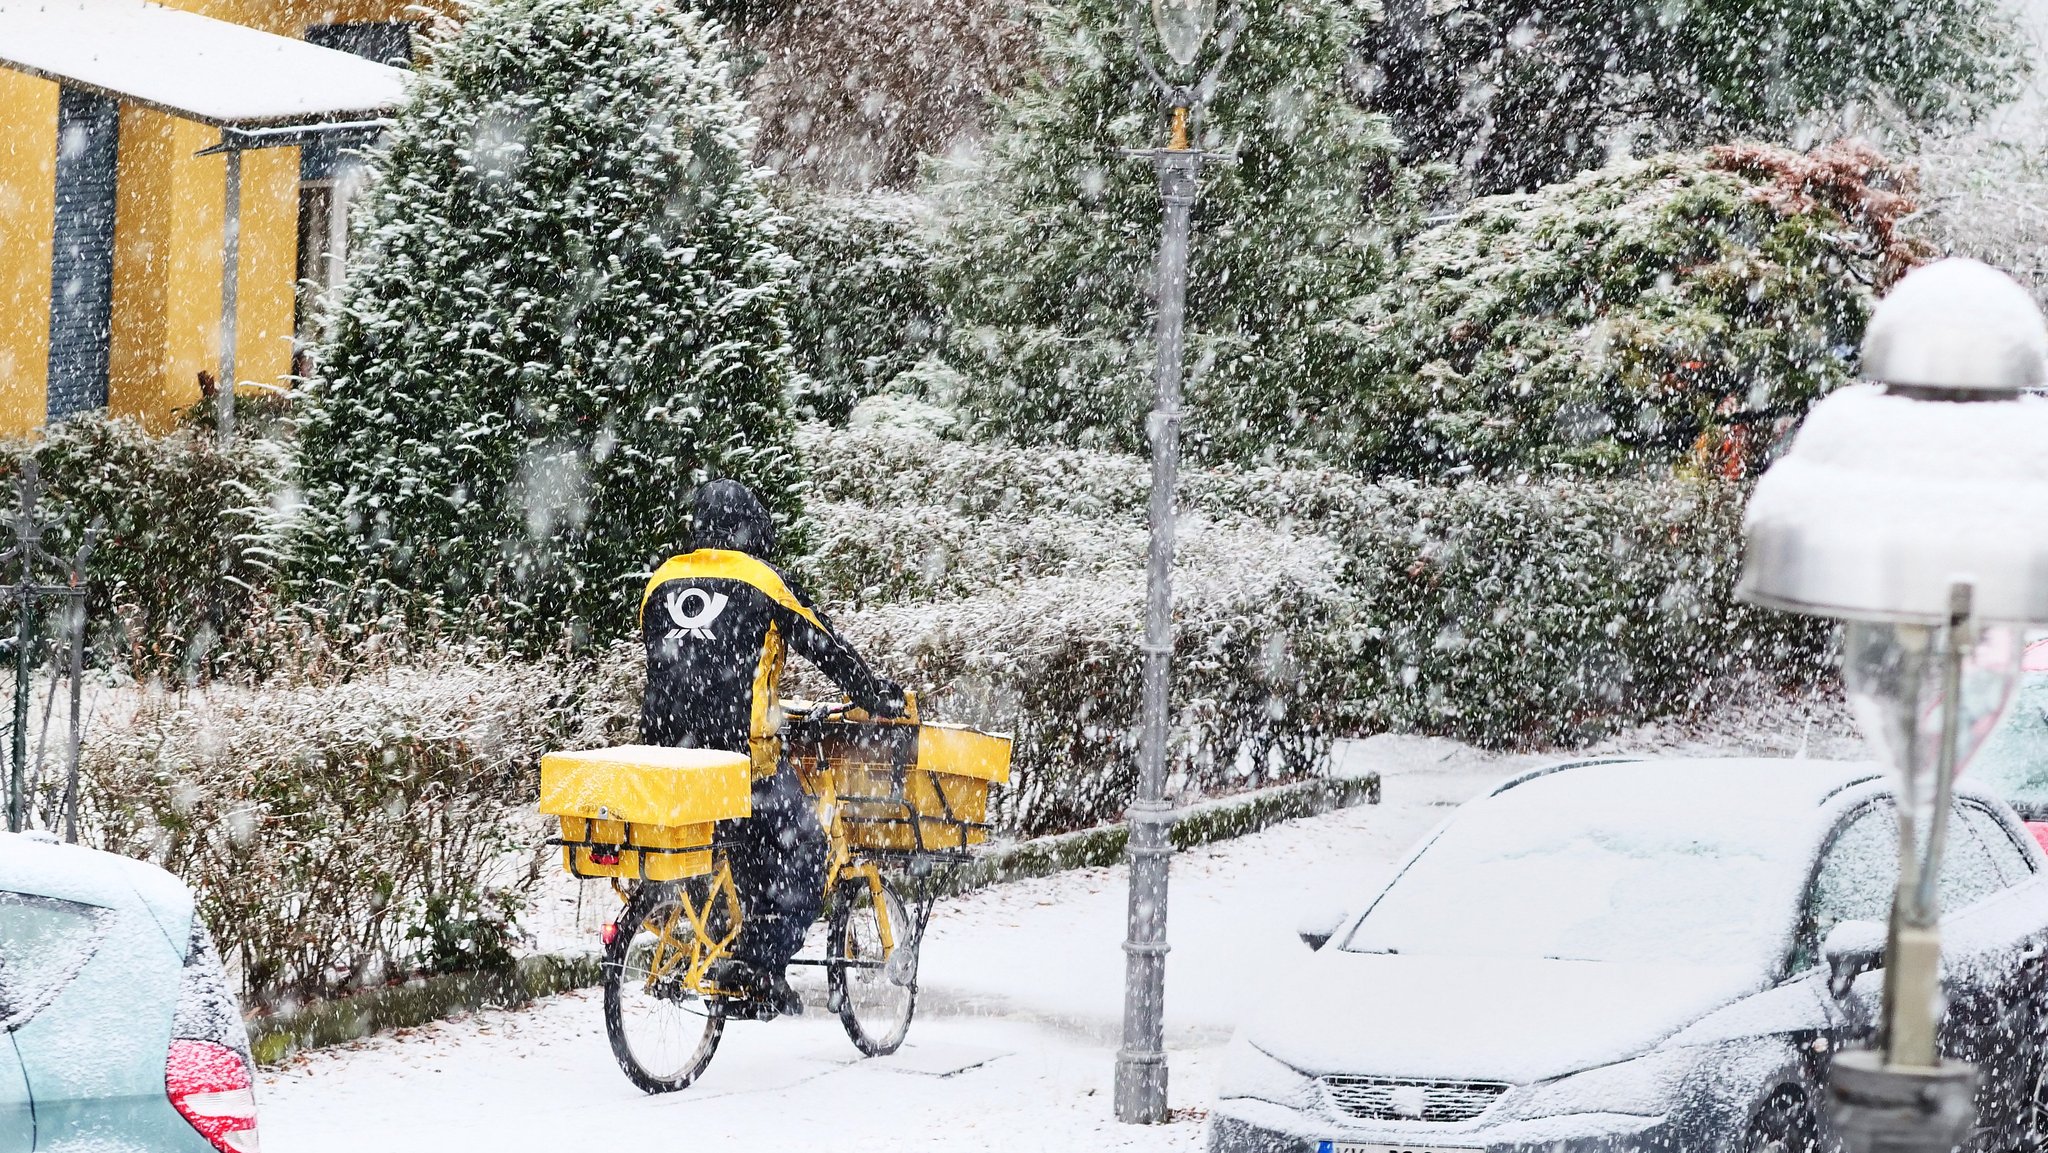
(829, 875, 918, 1056)
(603, 880, 725, 1094)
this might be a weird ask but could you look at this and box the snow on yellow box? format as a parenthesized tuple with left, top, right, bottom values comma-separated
(539, 746, 752, 882)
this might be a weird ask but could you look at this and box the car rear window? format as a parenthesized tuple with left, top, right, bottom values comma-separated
(0, 891, 109, 1029)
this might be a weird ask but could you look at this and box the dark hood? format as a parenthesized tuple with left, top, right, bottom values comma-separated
(691, 479, 776, 557)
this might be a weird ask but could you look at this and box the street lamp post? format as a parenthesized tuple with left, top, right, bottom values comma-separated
(1114, 0, 1243, 1126)
(1740, 258, 2048, 1153)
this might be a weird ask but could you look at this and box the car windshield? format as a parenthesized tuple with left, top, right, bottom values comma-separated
(1966, 662, 2048, 817)
(1342, 776, 1807, 968)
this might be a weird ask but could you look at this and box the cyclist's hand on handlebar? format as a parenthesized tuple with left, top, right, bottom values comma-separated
(869, 681, 909, 719)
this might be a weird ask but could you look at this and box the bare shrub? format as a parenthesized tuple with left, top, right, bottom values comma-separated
(77, 648, 575, 1007)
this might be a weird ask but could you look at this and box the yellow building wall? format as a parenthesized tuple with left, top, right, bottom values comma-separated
(0, 70, 58, 437)
(1, 0, 451, 430)
(106, 109, 299, 428)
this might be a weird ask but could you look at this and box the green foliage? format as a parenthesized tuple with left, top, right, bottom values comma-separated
(0, 415, 282, 680)
(930, 0, 1414, 466)
(1361, 0, 2026, 193)
(778, 191, 941, 422)
(1339, 143, 1928, 478)
(408, 889, 523, 976)
(296, 0, 804, 648)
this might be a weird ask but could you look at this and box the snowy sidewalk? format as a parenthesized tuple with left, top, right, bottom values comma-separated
(258, 736, 1531, 1151)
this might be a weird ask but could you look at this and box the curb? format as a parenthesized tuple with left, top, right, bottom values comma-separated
(248, 950, 600, 1065)
(245, 769, 1379, 1064)
(926, 770, 1382, 900)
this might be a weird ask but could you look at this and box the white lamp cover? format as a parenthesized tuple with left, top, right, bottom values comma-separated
(1740, 385, 2048, 624)
(1741, 260, 2048, 625)
(1151, 0, 1217, 66)
(1861, 258, 2048, 393)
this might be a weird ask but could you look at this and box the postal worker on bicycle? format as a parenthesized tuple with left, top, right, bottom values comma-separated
(639, 479, 906, 1018)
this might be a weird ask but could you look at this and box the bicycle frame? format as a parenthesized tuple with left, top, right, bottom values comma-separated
(625, 759, 903, 1002)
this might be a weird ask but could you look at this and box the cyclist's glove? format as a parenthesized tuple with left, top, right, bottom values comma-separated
(868, 681, 909, 718)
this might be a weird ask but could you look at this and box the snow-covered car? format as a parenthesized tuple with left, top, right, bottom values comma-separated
(0, 831, 259, 1152)
(1209, 757, 2048, 1153)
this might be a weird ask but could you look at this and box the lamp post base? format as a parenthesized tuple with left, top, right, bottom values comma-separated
(1828, 1050, 1976, 1153)
(1115, 1049, 1170, 1124)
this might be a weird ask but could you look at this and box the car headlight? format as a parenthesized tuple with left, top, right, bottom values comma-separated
(1510, 1046, 1702, 1121)
(1217, 1035, 1320, 1112)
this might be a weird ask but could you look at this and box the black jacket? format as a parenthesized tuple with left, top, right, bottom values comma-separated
(640, 481, 900, 774)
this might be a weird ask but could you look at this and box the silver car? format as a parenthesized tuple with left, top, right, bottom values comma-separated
(1209, 758, 2048, 1153)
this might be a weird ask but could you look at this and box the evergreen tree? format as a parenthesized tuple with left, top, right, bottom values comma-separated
(1361, 0, 2025, 195)
(296, 0, 803, 646)
(777, 190, 941, 423)
(1341, 143, 1927, 478)
(930, 0, 1415, 467)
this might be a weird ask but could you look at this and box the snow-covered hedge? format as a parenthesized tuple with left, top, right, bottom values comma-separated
(796, 424, 1824, 833)
(778, 191, 941, 423)
(77, 649, 631, 1005)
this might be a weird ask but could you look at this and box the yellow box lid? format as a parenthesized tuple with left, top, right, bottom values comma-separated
(916, 724, 1013, 784)
(539, 745, 752, 826)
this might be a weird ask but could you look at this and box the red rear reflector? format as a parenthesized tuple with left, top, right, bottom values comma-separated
(2028, 823, 2048, 855)
(602, 921, 620, 946)
(167, 1038, 260, 1153)
(591, 851, 620, 865)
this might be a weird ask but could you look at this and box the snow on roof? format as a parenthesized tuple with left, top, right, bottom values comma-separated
(0, 0, 409, 128)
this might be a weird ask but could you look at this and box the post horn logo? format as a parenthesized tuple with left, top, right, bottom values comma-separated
(664, 587, 730, 640)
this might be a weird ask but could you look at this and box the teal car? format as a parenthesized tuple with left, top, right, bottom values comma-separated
(1, 831, 258, 1152)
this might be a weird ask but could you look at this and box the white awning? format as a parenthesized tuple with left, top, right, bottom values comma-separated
(0, 0, 409, 128)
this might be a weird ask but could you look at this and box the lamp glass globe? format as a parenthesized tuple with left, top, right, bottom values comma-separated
(1151, 0, 1217, 66)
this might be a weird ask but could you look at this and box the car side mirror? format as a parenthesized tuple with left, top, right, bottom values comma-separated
(1298, 906, 1346, 952)
(1822, 919, 1887, 1001)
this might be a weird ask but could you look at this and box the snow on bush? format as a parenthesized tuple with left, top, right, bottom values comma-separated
(1338, 143, 1928, 479)
(74, 646, 634, 1004)
(778, 191, 942, 423)
(793, 424, 1825, 833)
(296, 0, 803, 648)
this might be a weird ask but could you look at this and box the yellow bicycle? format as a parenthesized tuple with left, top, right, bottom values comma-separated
(543, 698, 1010, 1095)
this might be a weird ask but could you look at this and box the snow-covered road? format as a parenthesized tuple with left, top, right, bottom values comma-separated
(251, 736, 1554, 1151)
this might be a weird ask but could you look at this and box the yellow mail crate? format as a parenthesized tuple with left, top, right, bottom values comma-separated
(837, 724, 1012, 853)
(539, 746, 752, 882)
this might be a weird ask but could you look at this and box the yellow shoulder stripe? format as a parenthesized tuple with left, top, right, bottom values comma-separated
(639, 549, 826, 632)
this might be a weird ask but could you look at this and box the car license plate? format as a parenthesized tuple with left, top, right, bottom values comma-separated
(1320, 1144, 1475, 1153)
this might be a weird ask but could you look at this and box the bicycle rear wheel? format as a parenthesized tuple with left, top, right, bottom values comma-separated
(828, 875, 917, 1056)
(603, 880, 725, 1094)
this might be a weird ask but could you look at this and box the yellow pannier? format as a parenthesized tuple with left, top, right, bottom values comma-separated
(539, 745, 752, 881)
(827, 723, 1013, 854)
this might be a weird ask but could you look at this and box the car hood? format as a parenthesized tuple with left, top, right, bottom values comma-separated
(1239, 951, 1765, 1085)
